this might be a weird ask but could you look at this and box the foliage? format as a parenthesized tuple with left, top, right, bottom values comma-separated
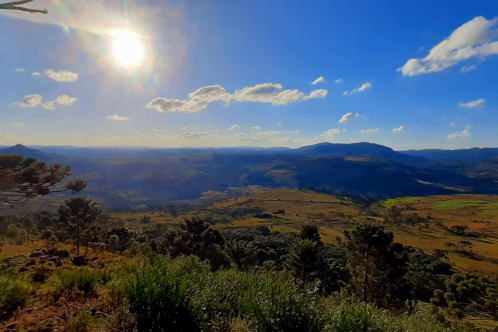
(341, 221, 410, 307)
(0, 1, 48, 14)
(0, 154, 85, 204)
(59, 197, 101, 254)
(325, 300, 450, 332)
(151, 216, 230, 270)
(431, 273, 498, 322)
(120, 255, 327, 332)
(65, 311, 104, 332)
(384, 197, 422, 209)
(0, 276, 30, 315)
(48, 267, 112, 298)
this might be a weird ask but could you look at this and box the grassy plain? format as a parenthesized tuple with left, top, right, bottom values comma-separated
(185, 189, 498, 273)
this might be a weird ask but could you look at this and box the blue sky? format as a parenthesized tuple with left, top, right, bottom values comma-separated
(0, 0, 497, 150)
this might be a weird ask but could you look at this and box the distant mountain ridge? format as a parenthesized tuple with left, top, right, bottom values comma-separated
(401, 147, 498, 162)
(4, 142, 427, 164)
(1, 143, 497, 206)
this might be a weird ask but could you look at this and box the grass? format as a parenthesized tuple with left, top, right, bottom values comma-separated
(384, 197, 422, 209)
(433, 200, 498, 211)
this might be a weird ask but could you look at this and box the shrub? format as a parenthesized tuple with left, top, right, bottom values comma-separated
(65, 311, 104, 332)
(0, 276, 30, 315)
(325, 300, 450, 332)
(119, 255, 326, 332)
(49, 267, 112, 296)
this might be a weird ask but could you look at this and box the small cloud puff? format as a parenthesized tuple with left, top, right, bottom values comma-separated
(229, 125, 240, 131)
(311, 76, 326, 85)
(106, 114, 131, 121)
(459, 98, 485, 108)
(13, 122, 24, 128)
(392, 126, 404, 132)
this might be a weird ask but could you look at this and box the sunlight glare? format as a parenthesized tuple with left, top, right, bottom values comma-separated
(112, 30, 145, 67)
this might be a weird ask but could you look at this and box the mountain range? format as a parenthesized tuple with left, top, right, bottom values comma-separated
(2, 143, 498, 206)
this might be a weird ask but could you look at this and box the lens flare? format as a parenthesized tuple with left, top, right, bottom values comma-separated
(112, 30, 145, 67)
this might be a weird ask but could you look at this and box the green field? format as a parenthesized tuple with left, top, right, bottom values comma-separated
(433, 200, 498, 210)
(384, 197, 422, 209)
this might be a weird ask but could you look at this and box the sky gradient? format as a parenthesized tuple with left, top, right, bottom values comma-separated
(1, 0, 497, 150)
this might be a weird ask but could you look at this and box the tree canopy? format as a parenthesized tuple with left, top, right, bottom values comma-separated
(0, 154, 86, 205)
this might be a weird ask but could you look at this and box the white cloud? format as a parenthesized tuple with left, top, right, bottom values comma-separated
(392, 126, 404, 132)
(398, 17, 498, 76)
(42, 101, 56, 110)
(44, 69, 79, 82)
(106, 114, 131, 121)
(320, 128, 341, 140)
(32, 72, 41, 76)
(311, 76, 326, 85)
(12, 94, 42, 108)
(461, 65, 477, 73)
(129, 130, 141, 135)
(15, 68, 24, 72)
(251, 126, 262, 131)
(339, 112, 353, 123)
(182, 126, 188, 130)
(459, 98, 485, 108)
(450, 122, 455, 126)
(335, 78, 343, 83)
(176, 131, 214, 139)
(283, 130, 300, 134)
(147, 83, 328, 113)
(346, 82, 372, 95)
(256, 131, 282, 136)
(59, 23, 70, 34)
(275, 137, 292, 143)
(277, 121, 282, 125)
(339, 112, 362, 123)
(236, 132, 247, 137)
(361, 128, 380, 134)
(229, 125, 240, 131)
(154, 126, 165, 131)
(448, 127, 472, 139)
(13, 122, 24, 128)
(55, 95, 78, 106)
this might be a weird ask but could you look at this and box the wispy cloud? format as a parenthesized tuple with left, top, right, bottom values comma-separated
(13, 122, 24, 128)
(154, 126, 165, 131)
(15, 68, 24, 72)
(392, 126, 404, 132)
(398, 17, 498, 76)
(106, 114, 131, 121)
(311, 76, 326, 85)
(448, 126, 472, 139)
(335, 78, 343, 83)
(344, 82, 372, 95)
(459, 98, 485, 108)
(229, 125, 240, 131)
(461, 65, 477, 73)
(361, 128, 380, 134)
(339, 112, 361, 123)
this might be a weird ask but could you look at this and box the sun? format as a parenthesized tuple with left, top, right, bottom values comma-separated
(111, 30, 145, 67)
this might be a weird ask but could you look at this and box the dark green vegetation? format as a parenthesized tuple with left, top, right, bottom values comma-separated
(2, 143, 498, 207)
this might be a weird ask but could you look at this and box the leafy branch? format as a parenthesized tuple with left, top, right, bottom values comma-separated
(0, 0, 47, 14)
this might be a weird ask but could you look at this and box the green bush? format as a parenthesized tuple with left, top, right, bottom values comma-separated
(49, 267, 112, 296)
(0, 276, 30, 315)
(65, 311, 104, 332)
(325, 300, 450, 332)
(119, 255, 326, 332)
